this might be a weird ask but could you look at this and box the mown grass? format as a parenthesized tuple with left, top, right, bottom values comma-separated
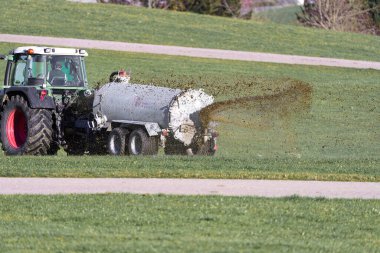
(0, 0, 379, 61)
(0, 155, 378, 181)
(0, 194, 379, 253)
(0, 43, 379, 181)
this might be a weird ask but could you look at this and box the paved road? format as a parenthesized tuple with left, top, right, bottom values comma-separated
(1, 178, 379, 199)
(1, 34, 380, 70)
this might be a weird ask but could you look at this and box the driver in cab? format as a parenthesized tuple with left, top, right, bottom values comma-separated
(48, 62, 66, 85)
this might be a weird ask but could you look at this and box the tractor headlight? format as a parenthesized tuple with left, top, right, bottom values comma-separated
(84, 89, 92, 97)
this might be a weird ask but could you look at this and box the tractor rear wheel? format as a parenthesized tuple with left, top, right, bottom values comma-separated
(128, 128, 158, 156)
(107, 128, 128, 155)
(0, 95, 53, 155)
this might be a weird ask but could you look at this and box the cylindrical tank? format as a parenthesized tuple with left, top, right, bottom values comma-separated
(93, 82, 214, 145)
(93, 82, 181, 128)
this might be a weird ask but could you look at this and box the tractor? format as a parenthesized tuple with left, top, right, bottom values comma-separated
(0, 46, 217, 156)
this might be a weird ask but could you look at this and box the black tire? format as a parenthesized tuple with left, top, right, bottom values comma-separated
(0, 95, 53, 155)
(109, 71, 119, 82)
(107, 128, 128, 155)
(48, 142, 60, 155)
(128, 128, 158, 156)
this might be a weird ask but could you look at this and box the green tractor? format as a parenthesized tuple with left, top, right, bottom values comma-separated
(0, 46, 218, 156)
(0, 46, 94, 155)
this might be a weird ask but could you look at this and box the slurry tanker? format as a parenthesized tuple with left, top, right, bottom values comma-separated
(0, 46, 217, 156)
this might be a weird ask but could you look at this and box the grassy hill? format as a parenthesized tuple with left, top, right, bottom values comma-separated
(0, 0, 379, 61)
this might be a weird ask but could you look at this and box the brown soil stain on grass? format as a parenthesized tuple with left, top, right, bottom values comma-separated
(200, 78, 313, 155)
(201, 78, 312, 127)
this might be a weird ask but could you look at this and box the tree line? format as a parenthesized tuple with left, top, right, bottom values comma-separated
(100, 0, 380, 35)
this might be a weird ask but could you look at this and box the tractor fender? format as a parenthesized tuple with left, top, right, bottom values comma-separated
(3, 87, 55, 109)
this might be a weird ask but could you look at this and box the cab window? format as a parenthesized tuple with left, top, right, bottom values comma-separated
(47, 56, 85, 87)
(11, 55, 27, 86)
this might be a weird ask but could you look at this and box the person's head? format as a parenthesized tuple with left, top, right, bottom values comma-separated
(54, 62, 62, 70)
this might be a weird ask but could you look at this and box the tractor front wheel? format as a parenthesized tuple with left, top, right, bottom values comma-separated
(0, 95, 53, 155)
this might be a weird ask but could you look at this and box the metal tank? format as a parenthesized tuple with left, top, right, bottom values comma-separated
(93, 82, 214, 145)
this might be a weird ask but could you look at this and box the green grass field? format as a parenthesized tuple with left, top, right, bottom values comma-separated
(0, 194, 379, 252)
(0, 0, 379, 61)
(0, 155, 378, 181)
(0, 5, 378, 253)
(0, 42, 379, 181)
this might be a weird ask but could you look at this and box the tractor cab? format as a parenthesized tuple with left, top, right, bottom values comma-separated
(3, 46, 89, 89)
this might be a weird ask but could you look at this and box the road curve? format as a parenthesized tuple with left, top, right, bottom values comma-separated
(1, 34, 380, 70)
(1, 178, 379, 199)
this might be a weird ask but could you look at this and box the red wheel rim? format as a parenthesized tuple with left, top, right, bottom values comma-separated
(6, 109, 27, 149)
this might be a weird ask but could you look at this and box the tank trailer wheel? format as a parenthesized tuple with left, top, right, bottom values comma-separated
(0, 95, 53, 155)
(107, 128, 128, 155)
(128, 128, 158, 156)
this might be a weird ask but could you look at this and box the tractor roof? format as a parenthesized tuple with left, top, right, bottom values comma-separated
(11, 46, 88, 56)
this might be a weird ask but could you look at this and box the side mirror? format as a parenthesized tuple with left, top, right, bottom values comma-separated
(0, 54, 6, 60)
